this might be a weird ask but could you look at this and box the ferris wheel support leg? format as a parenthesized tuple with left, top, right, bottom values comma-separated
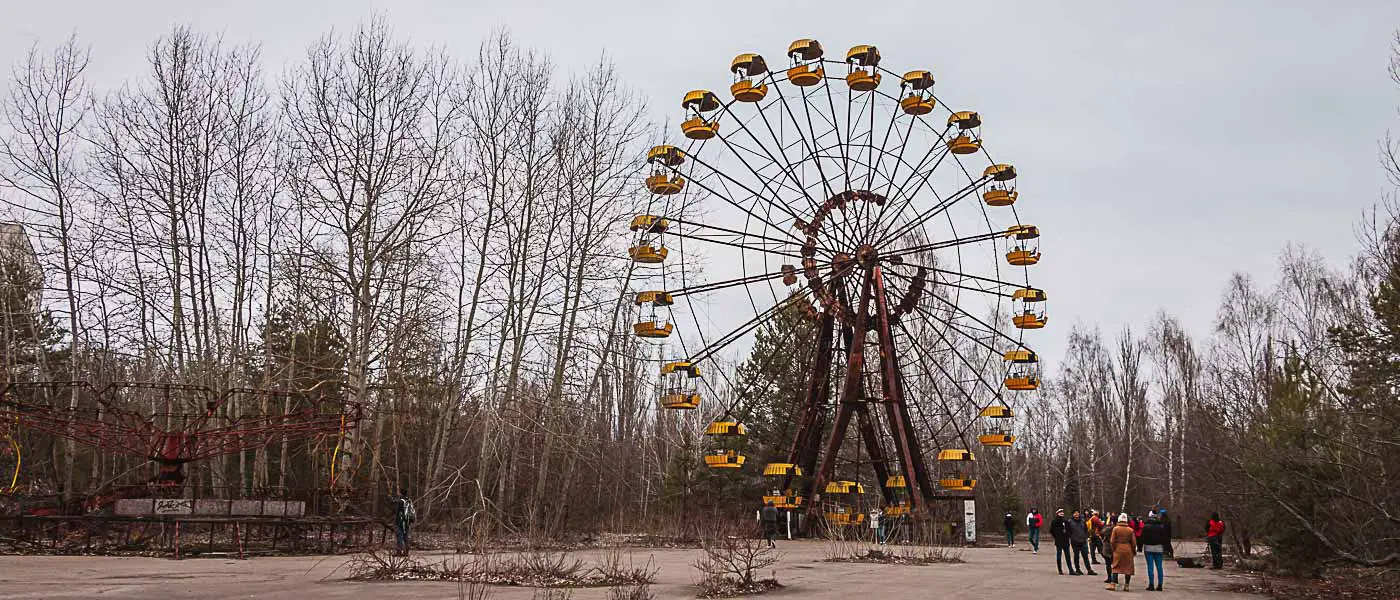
(783, 314, 835, 498)
(810, 270, 876, 517)
(873, 267, 936, 510)
(854, 401, 896, 506)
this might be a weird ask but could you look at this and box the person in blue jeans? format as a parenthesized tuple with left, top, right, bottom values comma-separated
(391, 494, 416, 556)
(1026, 509, 1042, 554)
(1138, 512, 1173, 591)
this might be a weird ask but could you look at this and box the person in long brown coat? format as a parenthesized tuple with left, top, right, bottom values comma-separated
(1108, 514, 1137, 591)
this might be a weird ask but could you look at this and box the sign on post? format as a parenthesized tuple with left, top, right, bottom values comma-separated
(963, 499, 977, 544)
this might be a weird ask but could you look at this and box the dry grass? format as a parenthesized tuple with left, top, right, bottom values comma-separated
(345, 546, 657, 588)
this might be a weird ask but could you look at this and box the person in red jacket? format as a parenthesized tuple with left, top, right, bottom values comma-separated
(1206, 512, 1226, 569)
(1026, 509, 1043, 554)
(1130, 515, 1144, 537)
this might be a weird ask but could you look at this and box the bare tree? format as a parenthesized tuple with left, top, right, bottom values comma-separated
(0, 35, 92, 500)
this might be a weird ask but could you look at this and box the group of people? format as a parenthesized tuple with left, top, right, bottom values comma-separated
(1005, 507, 1224, 592)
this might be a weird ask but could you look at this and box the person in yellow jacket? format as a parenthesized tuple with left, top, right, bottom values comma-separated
(1087, 510, 1104, 565)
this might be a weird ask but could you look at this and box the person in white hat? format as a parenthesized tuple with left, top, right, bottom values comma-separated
(1108, 513, 1138, 591)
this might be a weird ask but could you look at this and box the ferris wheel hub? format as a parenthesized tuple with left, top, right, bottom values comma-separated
(855, 244, 880, 268)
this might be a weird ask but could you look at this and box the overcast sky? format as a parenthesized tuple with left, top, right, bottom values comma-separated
(4, 1, 1399, 368)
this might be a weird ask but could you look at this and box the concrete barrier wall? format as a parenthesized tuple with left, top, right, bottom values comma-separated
(112, 498, 308, 518)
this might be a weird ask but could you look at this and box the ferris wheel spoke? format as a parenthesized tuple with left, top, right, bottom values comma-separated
(883, 229, 1007, 259)
(667, 216, 813, 252)
(820, 64, 854, 192)
(898, 308, 1007, 402)
(770, 80, 870, 252)
(875, 174, 989, 248)
(791, 84, 865, 249)
(902, 301, 1002, 357)
(664, 159, 807, 246)
(869, 123, 955, 240)
(921, 284, 1032, 349)
(893, 260, 1026, 298)
(687, 290, 812, 364)
(881, 266, 1026, 351)
(859, 95, 913, 243)
(665, 227, 806, 260)
(894, 327, 998, 445)
(720, 103, 825, 218)
(768, 84, 837, 202)
(708, 127, 819, 224)
(891, 320, 981, 450)
(719, 306, 819, 424)
(668, 260, 831, 298)
(679, 150, 807, 226)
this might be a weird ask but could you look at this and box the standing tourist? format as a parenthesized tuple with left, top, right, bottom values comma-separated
(1069, 510, 1097, 575)
(1027, 508, 1042, 554)
(1205, 512, 1226, 569)
(1109, 514, 1138, 591)
(761, 501, 780, 548)
(391, 493, 416, 556)
(1101, 512, 1119, 588)
(1088, 510, 1105, 564)
(1050, 508, 1072, 575)
(1139, 513, 1173, 591)
(1004, 512, 1016, 547)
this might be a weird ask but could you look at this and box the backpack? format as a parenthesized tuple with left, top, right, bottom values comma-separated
(398, 498, 417, 522)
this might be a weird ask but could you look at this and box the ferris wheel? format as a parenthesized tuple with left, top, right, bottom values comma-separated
(627, 39, 1046, 520)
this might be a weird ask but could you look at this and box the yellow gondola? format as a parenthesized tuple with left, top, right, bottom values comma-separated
(644, 145, 686, 194)
(704, 419, 748, 469)
(824, 480, 866, 494)
(680, 90, 721, 140)
(1005, 224, 1041, 265)
(632, 290, 674, 338)
(645, 173, 684, 195)
(763, 490, 805, 509)
(946, 110, 983, 154)
(629, 215, 670, 264)
(786, 38, 825, 87)
(984, 163, 1017, 182)
(731, 53, 769, 102)
(704, 449, 745, 468)
(937, 449, 976, 491)
(900, 70, 936, 114)
(1004, 349, 1041, 391)
(659, 361, 701, 409)
(845, 44, 881, 91)
(978, 405, 1016, 447)
(763, 462, 802, 477)
(1012, 287, 1048, 329)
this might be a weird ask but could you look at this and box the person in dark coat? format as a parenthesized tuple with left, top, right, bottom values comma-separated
(1068, 510, 1097, 575)
(1158, 509, 1174, 558)
(1139, 513, 1174, 591)
(1049, 508, 1073, 575)
(391, 494, 416, 556)
(1003, 512, 1016, 546)
(1101, 512, 1119, 587)
(761, 501, 780, 548)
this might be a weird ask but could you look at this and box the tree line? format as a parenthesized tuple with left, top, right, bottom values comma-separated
(0, 20, 693, 536)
